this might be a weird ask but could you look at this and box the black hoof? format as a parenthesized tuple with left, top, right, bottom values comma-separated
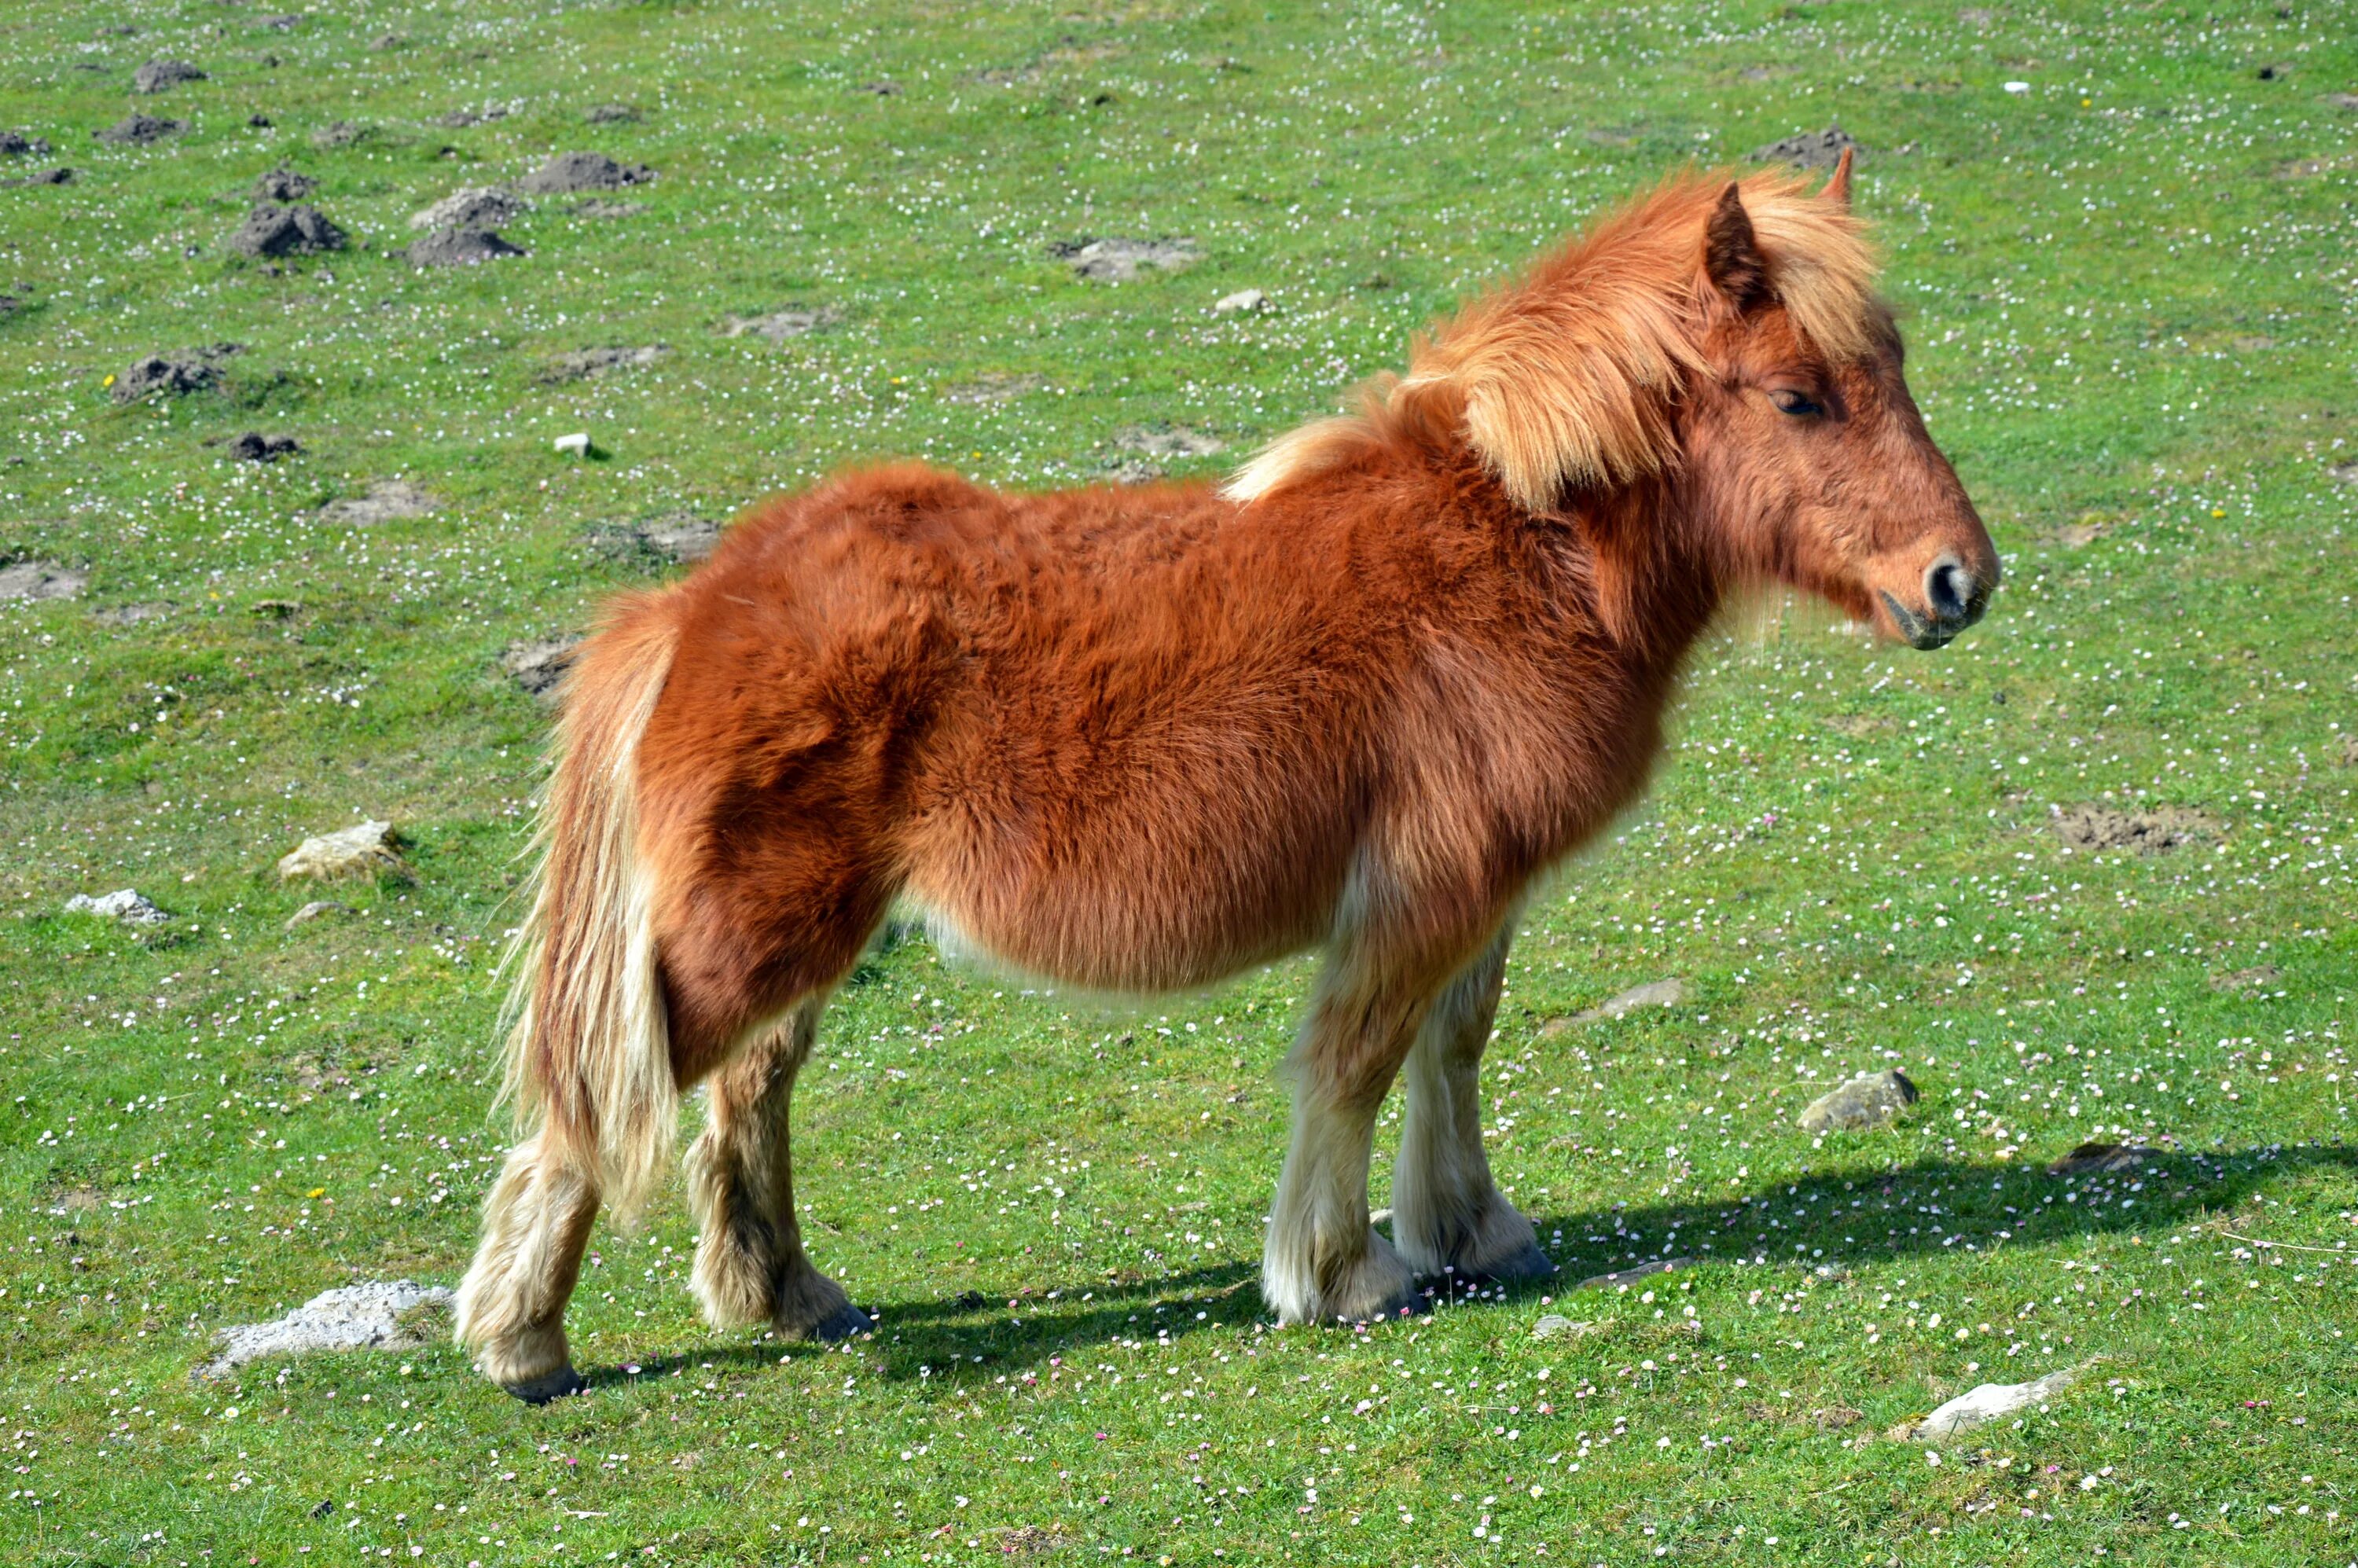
(1354, 1285, 1434, 1324)
(502, 1365, 586, 1405)
(1445, 1243, 1559, 1288)
(810, 1302, 876, 1342)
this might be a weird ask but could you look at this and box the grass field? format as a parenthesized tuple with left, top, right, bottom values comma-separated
(4, 0, 2356, 1562)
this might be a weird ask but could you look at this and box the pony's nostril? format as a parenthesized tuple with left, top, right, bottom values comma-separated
(1925, 556, 1974, 623)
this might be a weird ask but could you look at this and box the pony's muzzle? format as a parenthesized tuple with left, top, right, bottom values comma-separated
(1879, 553, 1992, 650)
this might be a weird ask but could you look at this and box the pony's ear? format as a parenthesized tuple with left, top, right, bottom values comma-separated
(1702, 182, 1772, 313)
(1823, 145, 1854, 208)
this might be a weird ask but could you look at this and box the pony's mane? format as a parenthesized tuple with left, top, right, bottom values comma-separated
(1224, 170, 1882, 511)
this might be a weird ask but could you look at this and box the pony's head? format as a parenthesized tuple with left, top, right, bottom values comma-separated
(1679, 154, 1997, 648)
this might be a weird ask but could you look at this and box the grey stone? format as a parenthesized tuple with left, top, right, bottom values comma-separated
(276, 820, 413, 883)
(1054, 237, 1199, 282)
(201, 1280, 453, 1378)
(1213, 288, 1268, 314)
(1906, 1365, 2083, 1444)
(722, 306, 838, 343)
(409, 185, 525, 232)
(1796, 1069, 1919, 1133)
(65, 889, 167, 925)
(285, 899, 352, 927)
(1117, 426, 1225, 459)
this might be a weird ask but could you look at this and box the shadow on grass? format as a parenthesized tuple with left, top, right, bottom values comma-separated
(573, 1141, 2349, 1396)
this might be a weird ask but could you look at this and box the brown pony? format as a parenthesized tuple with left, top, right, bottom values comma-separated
(456, 152, 1996, 1401)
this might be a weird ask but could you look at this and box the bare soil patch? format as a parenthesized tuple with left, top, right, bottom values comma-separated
(2051, 803, 2217, 853)
(251, 166, 316, 202)
(229, 204, 346, 259)
(1053, 237, 1199, 282)
(96, 114, 185, 145)
(501, 636, 582, 699)
(722, 306, 839, 343)
(112, 344, 241, 402)
(517, 152, 653, 194)
(944, 372, 1045, 404)
(318, 479, 436, 527)
(1751, 126, 1862, 168)
(410, 186, 526, 231)
(0, 560, 89, 600)
(133, 60, 206, 94)
(401, 228, 524, 267)
(544, 345, 666, 382)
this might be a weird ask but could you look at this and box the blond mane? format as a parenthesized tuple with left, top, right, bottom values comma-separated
(1224, 170, 1882, 511)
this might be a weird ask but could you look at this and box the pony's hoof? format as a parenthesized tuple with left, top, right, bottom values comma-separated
(1456, 1242, 1557, 1287)
(501, 1364, 586, 1405)
(1354, 1285, 1434, 1324)
(812, 1302, 876, 1342)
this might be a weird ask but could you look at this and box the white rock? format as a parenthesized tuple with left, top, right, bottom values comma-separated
(554, 431, 592, 457)
(1913, 1365, 2081, 1442)
(1213, 288, 1268, 314)
(65, 888, 168, 925)
(276, 820, 413, 883)
(2003, 80, 2031, 94)
(203, 1280, 454, 1377)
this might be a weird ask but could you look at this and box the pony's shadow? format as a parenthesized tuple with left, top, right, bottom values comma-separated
(581, 1142, 2346, 1396)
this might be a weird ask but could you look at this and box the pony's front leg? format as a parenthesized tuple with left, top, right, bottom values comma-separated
(685, 998, 873, 1344)
(1390, 915, 1553, 1285)
(1262, 960, 1435, 1325)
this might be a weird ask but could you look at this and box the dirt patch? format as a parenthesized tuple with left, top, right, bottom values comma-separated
(544, 345, 665, 382)
(96, 113, 186, 145)
(2209, 964, 2281, 992)
(2051, 512, 2111, 548)
(277, 820, 413, 883)
(1751, 126, 1862, 169)
(2326, 93, 2358, 112)
(2327, 461, 2358, 487)
(133, 59, 207, 94)
(400, 228, 525, 267)
(0, 560, 88, 600)
(285, 898, 353, 928)
(310, 120, 375, 150)
(2, 167, 72, 188)
(201, 1281, 453, 1379)
(410, 185, 526, 231)
(1540, 978, 1686, 1034)
(229, 204, 346, 259)
(66, 889, 167, 924)
(1117, 426, 1224, 460)
(2051, 803, 2217, 853)
(112, 344, 241, 402)
(2, 130, 53, 156)
(251, 166, 316, 202)
(567, 197, 647, 219)
(432, 105, 512, 128)
(1824, 712, 1893, 738)
(2340, 733, 2358, 768)
(1053, 237, 1199, 282)
(318, 479, 437, 527)
(992, 1526, 1071, 1558)
(93, 601, 170, 626)
(585, 103, 641, 124)
(517, 151, 654, 194)
(227, 431, 301, 462)
(722, 306, 839, 343)
(944, 371, 1045, 404)
(502, 636, 582, 699)
(637, 511, 720, 564)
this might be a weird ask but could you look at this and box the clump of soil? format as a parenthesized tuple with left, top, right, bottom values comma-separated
(252, 166, 316, 202)
(2, 167, 72, 188)
(0, 560, 90, 600)
(432, 105, 511, 128)
(229, 203, 346, 258)
(2051, 802, 2217, 853)
(96, 113, 185, 145)
(721, 306, 839, 343)
(1052, 237, 1199, 282)
(112, 343, 241, 402)
(318, 479, 436, 526)
(2327, 460, 2358, 487)
(584, 103, 640, 124)
(400, 227, 525, 266)
(276, 820, 413, 883)
(201, 1281, 453, 1379)
(516, 151, 654, 194)
(410, 185, 525, 230)
(944, 372, 1045, 404)
(0, 130, 52, 156)
(544, 345, 665, 382)
(310, 120, 373, 150)
(227, 431, 300, 462)
(133, 59, 207, 94)
(1750, 126, 1862, 168)
(501, 636, 582, 698)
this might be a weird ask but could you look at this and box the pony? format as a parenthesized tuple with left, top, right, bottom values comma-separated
(455, 150, 1998, 1401)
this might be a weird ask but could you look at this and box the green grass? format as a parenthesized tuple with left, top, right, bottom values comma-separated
(4, 0, 2356, 1562)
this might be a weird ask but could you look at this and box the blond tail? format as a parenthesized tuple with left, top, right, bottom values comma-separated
(498, 595, 681, 1223)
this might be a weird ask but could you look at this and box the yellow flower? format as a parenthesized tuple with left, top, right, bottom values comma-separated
(307, 1187, 326, 1198)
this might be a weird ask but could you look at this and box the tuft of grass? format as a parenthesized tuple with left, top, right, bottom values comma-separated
(2, 1, 2353, 1563)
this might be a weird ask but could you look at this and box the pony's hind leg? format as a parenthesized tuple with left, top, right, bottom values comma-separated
(685, 997, 873, 1342)
(1389, 915, 1552, 1285)
(454, 1131, 602, 1403)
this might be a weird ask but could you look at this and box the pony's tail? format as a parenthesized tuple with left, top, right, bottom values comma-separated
(497, 593, 681, 1223)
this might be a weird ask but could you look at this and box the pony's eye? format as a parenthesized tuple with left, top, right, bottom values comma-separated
(1770, 389, 1824, 417)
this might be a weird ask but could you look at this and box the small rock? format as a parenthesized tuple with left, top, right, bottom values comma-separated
(409, 185, 526, 231)
(502, 636, 583, 698)
(65, 889, 168, 925)
(857, 81, 901, 96)
(553, 431, 593, 457)
(516, 151, 654, 194)
(1541, 978, 1686, 1033)
(1906, 1365, 2082, 1444)
(1054, 237, 1199, 282)
(276, 820, 413, 883)
(1117, 426, 1225, 459)
(368, 33, 404, 51)
(0, 560, 89, 600)
(400, 227, 525, 267)
(1796, 1070, 1919, 1133)
(201, 1281, 453, 1378)
(432, 105, 511, 128)
(227, 431, 301, 462)
(112, 344, 241, 402)
(584, 103, 641, 123)
(721, 306, 839, 343)
(640, 512, 720, 564)
(0, 130, 53, 157)
(285, 898, 351, 928)
(310, 120, 373, 150)
(1212, 288, 1268, 314)
(545, 346, 663, 382)
(133, 60, 208, 94)
(228, 202, 346, 259)
(251, 166, 317, 202)
(1750, 126, 1863, 169)
(96, 113, 187, 145)
(1574, 1258, 1694, 1291)
(258, 13, 305, 31)
(318, 479, 436, 527)
(3, 167, 73, 188)
(2051, 803, 2217, 854)
(2045, 1142, 2147, 1176)
(1531, 1313, 1598, 1340)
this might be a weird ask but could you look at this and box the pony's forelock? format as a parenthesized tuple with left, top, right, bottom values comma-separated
(1224, 170, 1882, 510)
